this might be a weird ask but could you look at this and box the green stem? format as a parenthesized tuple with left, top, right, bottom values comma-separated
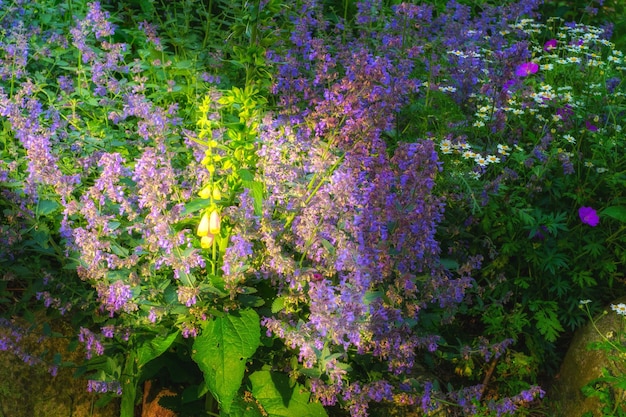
(120, 350, 138, 417)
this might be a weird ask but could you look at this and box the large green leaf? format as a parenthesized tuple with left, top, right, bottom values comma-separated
(226, 396, 264, 417)
(192, 309, 261, 414)
(37, 199, 60, 216)
(602, 206, 626, 223)
(136, 330, 180, 369)
(249, 371, 328, 417)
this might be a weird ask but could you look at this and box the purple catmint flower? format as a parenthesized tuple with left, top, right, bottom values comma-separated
(101, 325, 115, 338)
(606, 77, 621, 94)
(87, 380, 122, 395)
(99, 280, 134, 317)
(57, 75, 75, 93)
(138, 21, 162, 50)
(85, 2, 115, 40)
(221, 234, 254, 293)
(177, 286, 199, 307)
(78, 327, 105, 359)
(514, 62, 539, 77)
(148, 308, 158, 323)
(579, 206, 599, 227)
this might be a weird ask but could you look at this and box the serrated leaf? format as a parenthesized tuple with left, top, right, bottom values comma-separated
(249, 371, 328, 417)
(137, 330, 179, 369)
(37, 199, 60, 216)
(192, 309, 261, 414)
(532, 302, 564, 343)
(602, 206, 626, 223)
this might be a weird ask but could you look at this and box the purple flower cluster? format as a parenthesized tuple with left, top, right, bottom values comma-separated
(87, 379, 122, 395)
(78, 327, 104, 359)
(98, 280, 136, 317)
(0, 318, 58, 376)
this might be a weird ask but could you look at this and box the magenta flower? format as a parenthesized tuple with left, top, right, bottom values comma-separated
(586, 120, 598, 132)
(543, 39, 557, 51)
(515, 62, 539, 77)
(579, 206, 599, 227)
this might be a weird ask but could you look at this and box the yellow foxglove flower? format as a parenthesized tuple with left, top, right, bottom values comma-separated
(200, 234, 214, 249)
(209, 210, 220, 234)
(197, 212, 210, 237)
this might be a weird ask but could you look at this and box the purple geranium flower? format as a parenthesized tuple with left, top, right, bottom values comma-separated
(586, 120, 598, 132)
(579, 206, 599, 227)
(543, 39, 557, 51)
(515, 62, 539, 77)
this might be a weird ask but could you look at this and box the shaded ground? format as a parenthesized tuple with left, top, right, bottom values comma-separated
(0, 316, 119, 417)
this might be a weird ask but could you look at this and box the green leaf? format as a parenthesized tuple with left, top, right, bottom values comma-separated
(531, 302, 564, 342)
(192, 309, 261, 414)
(184, 198, 211, 214)
(37, 199, 60, 216)
(602, 206, 626, 223)
(136, 330, 179, 369)
(242, 181, 264, 216)
(138, 0, 156, 14)
(320, 239, 335, 256)
(227, 396, 264, 417)
(238, 169, 254, 181)
(271, 296, 285, 314)
(110, 242, 129, 257)
(249, 370, 328, 417)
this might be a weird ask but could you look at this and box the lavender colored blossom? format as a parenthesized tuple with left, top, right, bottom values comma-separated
(87, 380, 122, 395)
(101, 325, 115, 338)
(57, 75, 75, 93)
(177, 286, 199, 307)
(78, 327, 104, 359)
(85, 2, 115, 40)
(99, 280, 134, 317)
(138, 21, 162, 50)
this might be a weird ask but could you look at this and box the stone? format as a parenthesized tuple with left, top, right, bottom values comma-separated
(551, 297, 626, 417)
(141, 380, 178, 417)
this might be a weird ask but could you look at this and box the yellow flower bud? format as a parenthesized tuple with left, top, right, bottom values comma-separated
(212, 187, 222, 201)
(198, 185, 211, 199)
(200, 234, 214, 249)
(209, 210, 220, 234)
(197, 212, 210, 237)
